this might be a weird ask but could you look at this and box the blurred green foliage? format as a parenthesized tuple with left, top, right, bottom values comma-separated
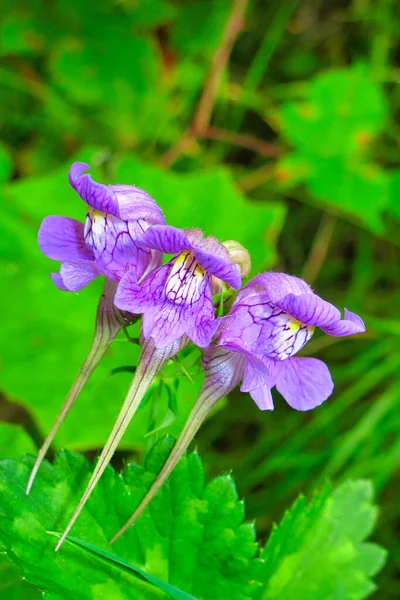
(1, 0, 400, 598)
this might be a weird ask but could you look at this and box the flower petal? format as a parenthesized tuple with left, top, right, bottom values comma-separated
(275, 357, 334, 411)
(217, 295, 313, 361)
(321, 309, 366, 337)
(110, 185, 164, 224)
(69, 163, 120, 216)
(194, 246, 242, 289)
(69, 163, 164, 224)
(240, 352, 271, 393)
(187, 316, 220, 348)
(50, 273, 69, 291)
(137, 225, 191, 254)
(60, 259, 104, 291)
(202, 345, 245, 397)
(275, 292, 341, 328)
(249, 386, 274, 411)
(84, 212, 152, 280)
(240, 272, 312, 304)
(114, 267, 147, 312)
(38, 216, 93, 262)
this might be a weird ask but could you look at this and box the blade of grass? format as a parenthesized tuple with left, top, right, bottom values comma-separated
(47, 533, 198, 600)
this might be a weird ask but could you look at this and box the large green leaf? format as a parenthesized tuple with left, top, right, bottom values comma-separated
(1, 149, 283, 450)
(276, 66, 389, 232)
(0, 553, 41, 600)
(114, 155, 286, 272)
(279, 66, 387, 159)
(1, 150, 204, 450)
(257, 480, 386, 600)
(0, 439, 260, 599)
(0, 423, 36, 459)
(0, 440, 386, 600)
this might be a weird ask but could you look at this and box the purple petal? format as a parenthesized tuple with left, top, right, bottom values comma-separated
(187, 316, 220, 348)
(137, 225, 191, 254)
(321, 309, 366, 337)
(275, 357, 334, 411)
(84, 212, 151, 281)
(110, 185, 165, 224)
(38, 216, 93, 262)
(50, 272, 69, 291)
(60, 260, 104, 291)
(69, 163, 120, 216)
(116, 257, 217, 348)
(249, 386, 274, 411)
(194, 246, 242, 289)
(185, 228, 206, 247)
(239, 272, 312, 304)
(114, 267, 150, 314)
(193, 233, 230, 260)
(275, 292, 341, 328)
(217, 295, 314, 361)
(240, 351, 271, 393)
(68, 163, 164, 224)
(141, 304, 189, 347)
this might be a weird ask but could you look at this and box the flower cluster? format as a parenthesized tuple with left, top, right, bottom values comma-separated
(32, 163, 366, 549)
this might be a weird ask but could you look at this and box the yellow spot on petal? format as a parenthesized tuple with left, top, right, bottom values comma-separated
(288, 318, 301, 331)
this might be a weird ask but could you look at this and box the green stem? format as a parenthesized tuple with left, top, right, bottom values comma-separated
(55, 336, 187, 552)
(26, 280, 127, 495)
(109, 380, 221, 545)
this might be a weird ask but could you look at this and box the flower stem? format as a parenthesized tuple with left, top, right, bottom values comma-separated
(26, 280, 127, 495)
(54, 336, 187, 552)
(109, 376, 222, 545)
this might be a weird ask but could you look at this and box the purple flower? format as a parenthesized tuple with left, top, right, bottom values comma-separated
(38, 162, 165, 291)
(108, 273, 366, 543)
(114, 225, 242, 348)
(212, 272, 366, 411)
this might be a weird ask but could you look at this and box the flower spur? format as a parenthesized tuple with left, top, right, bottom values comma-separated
(109, 272, 366, 544)
(26, 163, 165, 495)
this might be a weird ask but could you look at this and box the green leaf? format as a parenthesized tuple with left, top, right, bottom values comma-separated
(1, 151, 203, 450)
(276, 66, 389, 231)
(49, 534, 197, 600)
(279, 66, 387, 159)
(114, 155, 286, 272)
(277, 154, 390, 232)
(0, 143, 13, 183)
(0, 423, 36, 460)
(0, 553, 41, 600)
(0, 439, 260, 599)
(257, 480, 387, 600)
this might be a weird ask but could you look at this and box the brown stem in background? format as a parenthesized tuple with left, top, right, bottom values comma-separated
(301, 213, 337, 285)
(237, 164, 275, 193)
(200, 126, 281, 157)
(161, 0, 249, 167)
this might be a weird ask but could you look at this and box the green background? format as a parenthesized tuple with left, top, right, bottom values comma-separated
(1, 0, 400, 597)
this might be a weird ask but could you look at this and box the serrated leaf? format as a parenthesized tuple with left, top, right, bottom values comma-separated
(257, 480, 386, 600)
(0, 553, 41, 600)
(49, 534, 197, 600)
(0, 438, 260, 600)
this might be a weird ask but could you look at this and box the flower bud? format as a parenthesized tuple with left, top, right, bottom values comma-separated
(222, 240, 251, 279)
(212, 240, 251, 296)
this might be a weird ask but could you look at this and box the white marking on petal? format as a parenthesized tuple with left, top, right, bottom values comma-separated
(165, 251, 206, 306)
